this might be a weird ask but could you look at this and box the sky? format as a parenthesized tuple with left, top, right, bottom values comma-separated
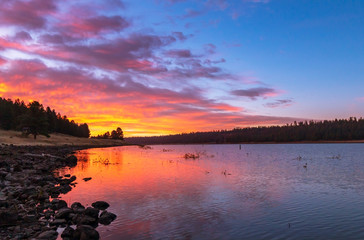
(0, 0, 363, 136)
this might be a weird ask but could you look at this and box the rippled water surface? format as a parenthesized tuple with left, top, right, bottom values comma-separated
(59, 144, 364, 239)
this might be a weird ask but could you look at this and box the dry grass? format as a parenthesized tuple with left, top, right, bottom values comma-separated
(0, 129, 124, 147)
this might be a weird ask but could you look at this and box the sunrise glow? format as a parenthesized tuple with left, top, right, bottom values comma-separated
(0, 0, 363, 136)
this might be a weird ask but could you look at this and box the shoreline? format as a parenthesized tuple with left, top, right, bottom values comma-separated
(125, 139, 364, 146)
(0, 145, 117, 239)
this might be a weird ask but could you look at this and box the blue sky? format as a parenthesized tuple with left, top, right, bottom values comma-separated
(0, 0, 363, 135)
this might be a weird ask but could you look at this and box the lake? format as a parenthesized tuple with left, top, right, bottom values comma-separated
(58, 144, 364, 239)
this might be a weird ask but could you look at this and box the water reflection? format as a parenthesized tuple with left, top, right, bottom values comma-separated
(59, 144, 364, 240)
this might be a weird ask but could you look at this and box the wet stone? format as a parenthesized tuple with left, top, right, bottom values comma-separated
(73, 225, 100, 240)
(50, 218, 67, 226)
(55, 208, 73, 219)
(37, 230, 58, 239)
(51, 199, 68, 210)
(61, 226, 75, 239)
(91, 201, 110, 210)
(84, 207, 99, 219)
(99, 211, 117, 225)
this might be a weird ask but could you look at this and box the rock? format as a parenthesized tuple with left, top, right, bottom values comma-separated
(44, 210, 54, 219)
(91, 201, 110, 210)
(73, 225, 99, 240)
(69, 175, 77, 182)
(55, 208, 73, 219)
(65, 155, 77, 166)
(0, 160, 10, 168)
(13, 164, 22, 172)
(0, 200, 9, 208)
(79, 215, 98, 226)
(61, 226, 75, 238)
(84, 207, 99, 219)
(23, 214, 37, 222)
(83, 177, 92, 182)
(60, 184, 72, 194)
(71, 202, 85, 213)
(71, 202, 85, 210)
(0, 210, 18, 226)
(99, 211, 117, 225)
(37, 230, 58, 239)
(51, 199, 68, 210)
(50, 218, 67, 226)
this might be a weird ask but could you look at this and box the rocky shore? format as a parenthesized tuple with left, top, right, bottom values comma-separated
(0, 144, 117, 240)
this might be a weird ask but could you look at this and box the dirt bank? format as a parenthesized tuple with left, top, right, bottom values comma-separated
(0, 130, 124, 147)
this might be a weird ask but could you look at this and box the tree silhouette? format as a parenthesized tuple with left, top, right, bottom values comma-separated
(111, 127, 124, 140)
(0, 97, 90, 138)
(19, 101, 49, 139)
(126, 118, 364, 145)
(94, 127, 124, 140)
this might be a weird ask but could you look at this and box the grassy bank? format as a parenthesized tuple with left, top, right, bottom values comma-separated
(0, 130, 124, 147)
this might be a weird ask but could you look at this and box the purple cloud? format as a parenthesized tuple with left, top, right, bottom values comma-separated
(264, 99, 294, 108)
(205, 0, 229, 10)
(172, 32, 190, 41)
(231, 87, 278, 100)
(13, 31, 32, 42)
(183, 9, 204, 18)
(165, 49, 193, 58)
(0, 0, 56, 29)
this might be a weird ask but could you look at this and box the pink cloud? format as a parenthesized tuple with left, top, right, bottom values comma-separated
(0, 57, 6, 65)
(59, 15, 130, 37)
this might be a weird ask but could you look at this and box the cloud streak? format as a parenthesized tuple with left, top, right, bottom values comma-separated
(231, 87, 278, 100)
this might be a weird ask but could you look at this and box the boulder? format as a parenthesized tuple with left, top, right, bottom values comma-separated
(59, 184, 72, 194)
(49, 218, 67, 226)
(99, 211, 117, 225)
(71, 202, 85, 210)
(37, 230, 58, 239)
(61, 226, 75, 239)
(79, 215, 98, 226)
(84, 207, 99, 219)
(0, 210, 18, 226)
(73, 225, 99, 240)
(55, 208, 73, 219)
(51, 199, 68, 210)
(65, 155, 77, 166)
(91, 201, 110, 210)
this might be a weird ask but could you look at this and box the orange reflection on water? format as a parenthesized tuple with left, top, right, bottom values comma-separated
(59, 145, 289, 240)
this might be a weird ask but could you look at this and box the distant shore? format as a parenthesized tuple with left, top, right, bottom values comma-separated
(125, 139, 364, 145)
(1, 129, 363, 147)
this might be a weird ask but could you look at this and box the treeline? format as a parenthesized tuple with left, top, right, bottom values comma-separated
(126, 118, 364, 145)
(0, 98, 90, 138)
(92, 127, 124, 140)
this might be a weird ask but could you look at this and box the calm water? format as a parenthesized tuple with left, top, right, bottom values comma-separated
(58, 144, 364, 239)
